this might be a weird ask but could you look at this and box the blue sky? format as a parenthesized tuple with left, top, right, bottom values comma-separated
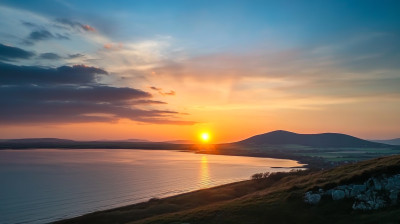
(4, 0, 400, 53)
(1, 0, 400, 141)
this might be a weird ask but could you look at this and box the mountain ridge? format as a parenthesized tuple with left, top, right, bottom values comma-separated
(371, 138, 400, 146)
(237, 130, 388, 148)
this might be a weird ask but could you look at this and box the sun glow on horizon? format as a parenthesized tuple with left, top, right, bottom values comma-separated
(200, 132, 211, 143)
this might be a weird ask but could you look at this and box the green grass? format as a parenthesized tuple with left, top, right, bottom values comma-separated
(293, 147, 400, 163)
(57, 155, 400, 224)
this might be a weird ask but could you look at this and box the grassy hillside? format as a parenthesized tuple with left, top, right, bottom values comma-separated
(57, 155, 400, 224)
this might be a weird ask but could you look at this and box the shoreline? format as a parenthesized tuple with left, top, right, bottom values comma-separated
(1, 148, 305, 224)
(54, 179, 252, 224)
(54, 155, 400, 224)
(2, 147, 311, 169)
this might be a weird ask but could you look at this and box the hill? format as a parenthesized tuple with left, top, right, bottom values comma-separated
(372, 138, 400, 146)
(163, 140, 195, 144)
(0, 139, 190, 150)
(237, 130, 388, 148)
(0, 138, 76, 143)
(56, 155, 400, 224)
(96, 139, 150, 142)
(1, 132, 398, 169)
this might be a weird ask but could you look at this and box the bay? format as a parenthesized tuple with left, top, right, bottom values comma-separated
(0, 149, 304, 224)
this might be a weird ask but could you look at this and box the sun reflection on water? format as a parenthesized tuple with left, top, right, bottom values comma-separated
(199, 155, 211, 188)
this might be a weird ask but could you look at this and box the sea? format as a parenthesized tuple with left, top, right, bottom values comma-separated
(0, 149, 304, 224)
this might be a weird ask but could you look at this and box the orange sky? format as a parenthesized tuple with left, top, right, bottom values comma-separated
(1, 2, 400, 142)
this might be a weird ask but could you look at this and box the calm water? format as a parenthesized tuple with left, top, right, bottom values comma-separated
(0, 149, 304, 224)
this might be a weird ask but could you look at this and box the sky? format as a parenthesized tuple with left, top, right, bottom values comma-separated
(0, 0, 400, 142)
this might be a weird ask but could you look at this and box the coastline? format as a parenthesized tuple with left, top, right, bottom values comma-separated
(55, 155, 400, 224)
(0, 141, 317, 168)
(1, 148, 302, 224)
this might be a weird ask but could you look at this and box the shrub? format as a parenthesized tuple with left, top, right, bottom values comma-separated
(251, 173, 264, 180)
(251, 172, 271, 181)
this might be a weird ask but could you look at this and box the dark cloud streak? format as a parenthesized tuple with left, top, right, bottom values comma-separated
(0, 85, 151, 103)
(68, 53, 84, 59)
(150, 86, 176, 96)
(0, 62, 107, 85)
(39, 52, 62, 60)
(0, 61, 194, 125)
(25, 29, 69, 45)
(0, 43, 35, 61)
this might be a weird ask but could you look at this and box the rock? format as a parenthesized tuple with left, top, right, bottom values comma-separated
(394, 175, 400, 186)
(389, 190, 399, 205)
(325, 189, 333, 196)
(372, 198, 386, 209)
(353, 201, 372, 210)
(332, 190, 345, 200)
(304, 173, 400, 210)
(373, 178, 383, 191)
(365, 189, 374, 201)
(350, 184, 366, 197)
(304, 192, 321, 205)
(344, 189, 350, 198)
(385, 178, 395, 191)
(356, 193, 368, 201)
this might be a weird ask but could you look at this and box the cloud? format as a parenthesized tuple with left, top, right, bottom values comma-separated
(55, 18, 96, 32)
(24, 29, 69, 45)
(132, 100, 167, 104)
(149, 86, 176, 96)
(150, 86, 162, 91)
(103, 42, 123, 50)
(0, 85, 151, 104)
(29, 30, 52, 40)
(28, 29, 69, 41)
(82, 24, 95, 32)
(21, 21, 39, 28)
(163, 90, 175, 96)
(145, 35, 400, 113)
(38, 52, 84, 60)
(68, 53, 84, 58)
(0, 98, 193, 124)
(0, 43, 35, 61)
(0, 62, 194, 125)
(39, 52, 62, 60)
(0, 62, 107, 85)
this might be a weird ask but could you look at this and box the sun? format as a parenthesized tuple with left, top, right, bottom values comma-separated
(200, 132, 210, 143)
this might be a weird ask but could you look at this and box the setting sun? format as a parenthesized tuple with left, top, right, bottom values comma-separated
(200, 132, 210, 143)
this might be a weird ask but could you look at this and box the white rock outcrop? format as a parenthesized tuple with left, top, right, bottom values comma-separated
(332, 190, 345, 200)
(304, 192, 321, 205)
(304, 174, 400, 210)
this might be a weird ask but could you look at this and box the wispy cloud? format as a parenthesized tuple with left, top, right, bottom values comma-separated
(55, 18, 96, 33)
(150, 86, 176, 96)
(103, 42, 123, 50)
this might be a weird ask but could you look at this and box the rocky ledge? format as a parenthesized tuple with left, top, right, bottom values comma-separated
(304, 174, 400, 210)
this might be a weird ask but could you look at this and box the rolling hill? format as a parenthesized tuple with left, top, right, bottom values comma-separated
(372, 138, 400, 146)
(0, 138, 76, 144)
(237, 130, 388, 148)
